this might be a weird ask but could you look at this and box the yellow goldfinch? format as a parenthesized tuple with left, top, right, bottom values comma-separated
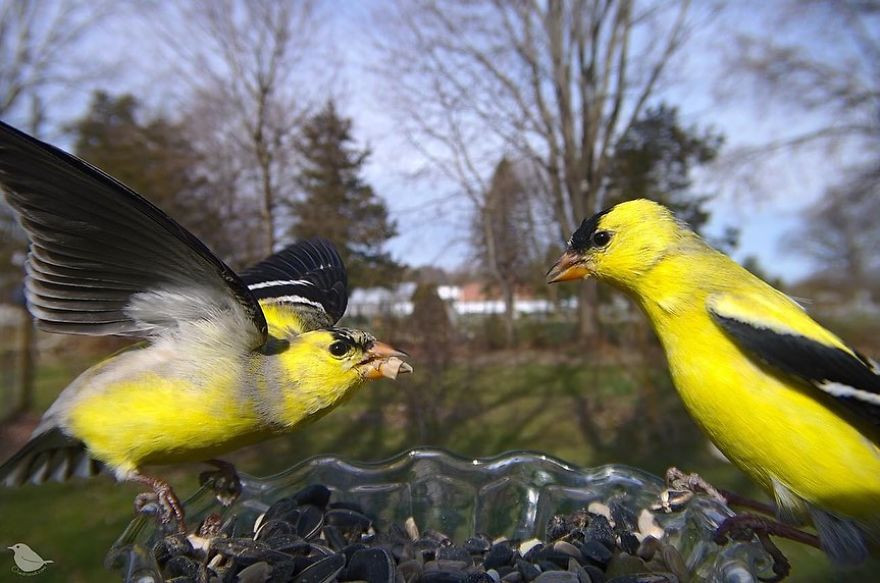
(0, 121, 411, 528)
(547, 199, 880, 565)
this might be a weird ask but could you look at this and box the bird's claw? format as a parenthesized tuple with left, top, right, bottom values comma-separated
(664, 467, 728, 504)
(199, 459, 242, 507)
(131, 473, 187, 533)
(754, 531, 792, 583)
(134, 492, 161, 516)
(714, 514, 798, 582)
(134, 489, 186, 534)
(663, 467, 780, 517)
(653, 467, 725, 513)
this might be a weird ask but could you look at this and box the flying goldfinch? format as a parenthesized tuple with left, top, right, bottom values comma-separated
(547, 199, 880, 565)
(0, 121, 411, 528)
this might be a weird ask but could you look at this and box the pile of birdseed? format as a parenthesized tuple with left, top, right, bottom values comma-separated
(152, 484, 692, 583)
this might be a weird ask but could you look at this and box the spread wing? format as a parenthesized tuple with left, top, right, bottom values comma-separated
(240, 238, 348, 333)
(708, 291, 880, 427)
(0, 121, 267, 348)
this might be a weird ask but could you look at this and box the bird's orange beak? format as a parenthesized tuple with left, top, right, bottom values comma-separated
(546, 250, 590, 283)
(358, 341, 413, 380)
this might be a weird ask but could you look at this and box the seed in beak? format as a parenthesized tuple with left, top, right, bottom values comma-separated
(376, 357, 413, 379)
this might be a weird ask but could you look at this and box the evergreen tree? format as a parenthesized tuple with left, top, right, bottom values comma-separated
(290, 101, 399, 289)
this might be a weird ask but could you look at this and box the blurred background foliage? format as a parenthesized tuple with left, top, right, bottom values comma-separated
(0, 0, 878, 581)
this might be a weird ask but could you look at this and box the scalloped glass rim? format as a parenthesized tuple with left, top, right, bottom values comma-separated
(109, 448, 773, 582)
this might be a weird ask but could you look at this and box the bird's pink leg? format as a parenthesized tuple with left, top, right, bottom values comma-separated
(664, 467, 822, 583)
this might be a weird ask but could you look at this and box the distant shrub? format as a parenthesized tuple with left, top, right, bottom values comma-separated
(516, 319, 577, 349)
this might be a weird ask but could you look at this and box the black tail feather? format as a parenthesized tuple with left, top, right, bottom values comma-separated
(0, 427, 103, 486)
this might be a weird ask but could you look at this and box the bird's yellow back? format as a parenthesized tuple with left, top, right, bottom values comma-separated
(261, 302, 310, 337)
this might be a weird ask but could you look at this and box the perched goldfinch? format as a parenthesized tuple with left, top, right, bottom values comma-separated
(547, 199, 880, 564)
(0, 121, 412, 528)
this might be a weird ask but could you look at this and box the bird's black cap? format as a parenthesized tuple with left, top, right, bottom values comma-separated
(569, 207, 611, 252)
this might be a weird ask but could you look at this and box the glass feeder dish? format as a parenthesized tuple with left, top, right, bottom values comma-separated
(109, 448, 773, 582)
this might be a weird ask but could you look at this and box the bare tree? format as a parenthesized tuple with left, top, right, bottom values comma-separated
(148, 0, 323, 258)
(727, 1, 879, 296)
(0, 0, 112, 306)
(0, 0, 111, 135)
(374, 0, 707, 337)
(723, 0, 879, 177)
(786, 164, 880, 293)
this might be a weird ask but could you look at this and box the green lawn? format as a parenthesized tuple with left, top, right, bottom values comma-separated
(1, 354, 878, 581)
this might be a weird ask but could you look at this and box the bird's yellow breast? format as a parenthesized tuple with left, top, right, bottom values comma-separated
(63, 329, 364, 476)
(66, 368, 268, 474)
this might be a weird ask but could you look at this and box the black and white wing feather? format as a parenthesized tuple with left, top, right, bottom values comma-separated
(0, 121, 267, 348)
(240, 239, 348, 332)
(708, 291, 880, 428)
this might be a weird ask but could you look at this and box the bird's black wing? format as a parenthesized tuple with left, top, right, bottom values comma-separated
(0, 121, 267, 347)
(708, 292, 880, 427)
(240, 239, 348, 332)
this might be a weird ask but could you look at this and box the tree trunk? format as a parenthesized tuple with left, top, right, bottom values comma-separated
(253, 95, 276, 257)
(577, 281, 598, 340)
(259, 165, 275, 255)
(501, 281, 516, 347)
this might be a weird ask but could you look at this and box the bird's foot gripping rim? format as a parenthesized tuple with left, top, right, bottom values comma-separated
(199, 458, 242, 507)
(660, 466, 778, 515)
(714, 513, 821, 582)
(131, 474, 186, 534)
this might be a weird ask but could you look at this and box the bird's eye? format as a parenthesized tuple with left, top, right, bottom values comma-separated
(591, 230, 611, 247)
(329, 340, 351, 357)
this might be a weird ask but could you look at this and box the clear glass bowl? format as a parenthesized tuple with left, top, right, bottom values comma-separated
(109, 448, 772, 582)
